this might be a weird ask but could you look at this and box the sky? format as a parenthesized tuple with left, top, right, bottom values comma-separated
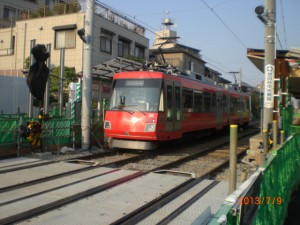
(98, 0, 300, 86)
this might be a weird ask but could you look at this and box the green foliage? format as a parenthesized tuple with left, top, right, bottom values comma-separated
(125, 55, 145, 64)
(50, 66, 77, 105)
(53, 4, 66, 15)
(24, 57, 30, 69)
(67, 2, 82, 13)
(29, 11, 38, 19)
(36, 7, 53, 17)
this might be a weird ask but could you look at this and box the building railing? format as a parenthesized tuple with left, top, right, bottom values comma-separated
(0, 1, 145, 36)
(95, 1, 145, 36)
(0, 18, 16, 29)
(0, 48, 14, 56)
(0, 69, 24, 77)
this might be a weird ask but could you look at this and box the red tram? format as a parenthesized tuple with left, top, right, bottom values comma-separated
(104, 70, 251, 150)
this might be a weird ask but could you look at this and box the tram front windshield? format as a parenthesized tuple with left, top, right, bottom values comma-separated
(109, 79, 162, 112)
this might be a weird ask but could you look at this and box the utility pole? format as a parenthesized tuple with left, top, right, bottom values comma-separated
(81, 0, 94, 150)
(261, 0, 276, 131)
(28, 39, 36, 118)
(59, 48, 65, 117)
(229, 71, 240, 90)
(44, 44, 51, 115)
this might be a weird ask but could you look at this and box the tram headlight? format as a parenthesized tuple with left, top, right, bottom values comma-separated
(104, 121, 111, 130)
(144, 123, 156, 132)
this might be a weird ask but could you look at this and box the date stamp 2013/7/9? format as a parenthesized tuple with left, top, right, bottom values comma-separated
(238, 196, 283, 205)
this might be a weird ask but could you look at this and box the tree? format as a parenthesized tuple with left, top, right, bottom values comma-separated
(50, 66, 77, 105)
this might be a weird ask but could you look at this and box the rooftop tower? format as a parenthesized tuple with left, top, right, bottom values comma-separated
(152, 17, 179, 49)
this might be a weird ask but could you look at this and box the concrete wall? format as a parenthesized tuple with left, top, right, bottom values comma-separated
(0, 75, 29, 114)
(162, 52, 205, 75)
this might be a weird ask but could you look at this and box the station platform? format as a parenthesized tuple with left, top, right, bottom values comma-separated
(0, 157, 229, 225)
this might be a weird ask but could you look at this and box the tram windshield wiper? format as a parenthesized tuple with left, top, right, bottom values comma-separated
(110, 104, 146, 115)
(123, 105, 146, 115)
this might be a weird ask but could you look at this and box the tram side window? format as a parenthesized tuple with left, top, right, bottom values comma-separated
(211, 93, 217, 113)
(230, 97, 234, 112)
(166, 85, 173, 121)
(159, 89, 164, 112)
(239, 98, 243, 112)
(175, 86, 181, 120)
(194, 91, 203, 113)
(182, 89, 193, 112)
(230, 97, 238, 112)
(239, 98, 242, 112)
(223, 95, 227, 113)
(203, 92, 211, 112)
(246, 98, 250, 112)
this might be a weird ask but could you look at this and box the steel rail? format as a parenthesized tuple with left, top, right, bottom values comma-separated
(0, 152, 146, 193)
(0, 171, 145, 225)
(107, 128, 259, 224)
(0, 127, 259, 224)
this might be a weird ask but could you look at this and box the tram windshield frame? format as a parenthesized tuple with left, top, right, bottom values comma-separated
(109, 78, 162, 112)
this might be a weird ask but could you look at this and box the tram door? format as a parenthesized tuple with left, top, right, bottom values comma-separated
(165, 81, 181, 131)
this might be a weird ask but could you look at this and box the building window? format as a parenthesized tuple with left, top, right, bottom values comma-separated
(118, 38, 130, 57)
(53, 24, 76, 49)
(100, 31, 113, 53)
(3, 6, 16, 19)
(135, 44, 145, 58)
(54, 29, 75, 49)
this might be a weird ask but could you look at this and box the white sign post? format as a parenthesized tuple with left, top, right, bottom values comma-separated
(264, 64, 275, 109)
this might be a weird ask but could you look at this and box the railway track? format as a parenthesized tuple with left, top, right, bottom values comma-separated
(0, 126, 259, 225)
(115, 127, 258, 173)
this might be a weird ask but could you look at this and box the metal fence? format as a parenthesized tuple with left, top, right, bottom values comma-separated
(208, 133, 300, 225)
(0, 114, 103, 155)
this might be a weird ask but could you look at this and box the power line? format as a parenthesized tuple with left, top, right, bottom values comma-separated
(96, 1, 252, 84)
(276, 32, 283, 50)
(200, 0, 248, 49)
(279, 0, 288, 49)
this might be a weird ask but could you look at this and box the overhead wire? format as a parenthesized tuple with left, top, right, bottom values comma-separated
(200, 0, 248, 49)
(279, 0, 288, 49)
(96, 0, 252, 84)
(276, 32, 284, 50)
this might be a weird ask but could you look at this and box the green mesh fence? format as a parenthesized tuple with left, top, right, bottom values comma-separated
(282, 105, 293, 136)
(42, 118, 75, 145)
(0, 114, 104, 151)
(208, 133, 300, 225)
(252, 134, 300, 225)
(0, 117, 19, 144)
